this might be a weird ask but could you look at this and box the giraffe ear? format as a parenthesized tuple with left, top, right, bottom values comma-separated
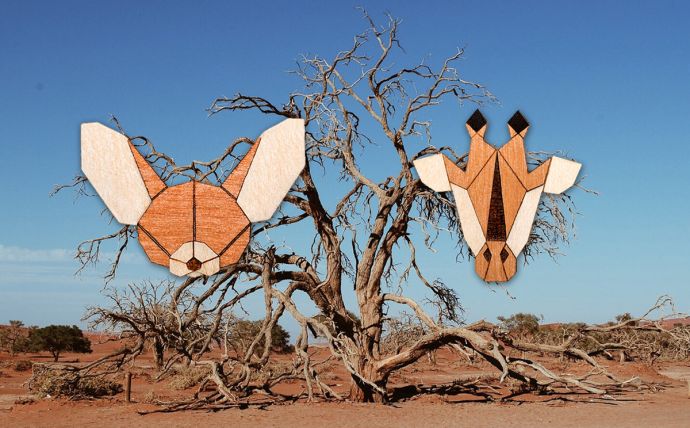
(81, 122, 165, 225)
(544, 157, 581, 194)
(224, 118, 305, 222)
(413, 154, 451, 192)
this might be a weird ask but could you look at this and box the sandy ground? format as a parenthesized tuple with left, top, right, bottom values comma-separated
(1, 335, 689, 427)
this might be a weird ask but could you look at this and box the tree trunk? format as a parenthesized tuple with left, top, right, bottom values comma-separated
(52, 352, 60, 362)
(348, 358, 387, 403)
(153, 337, 164, 370)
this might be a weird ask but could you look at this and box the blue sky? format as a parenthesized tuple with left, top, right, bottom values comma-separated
(1, 1, 689, 333)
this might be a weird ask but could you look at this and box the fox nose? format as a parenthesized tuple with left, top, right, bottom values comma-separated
(169, 241, 220, 277)
(186, 257, 202, 271)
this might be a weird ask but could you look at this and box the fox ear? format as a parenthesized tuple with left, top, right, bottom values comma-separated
(413, 154, 451, 192)
(544, 156, 581, 194)
(223, 118, 305, 222)
(81, 122, 165, 225)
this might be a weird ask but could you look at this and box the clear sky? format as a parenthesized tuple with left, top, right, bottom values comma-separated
(1, 1, 689, 333)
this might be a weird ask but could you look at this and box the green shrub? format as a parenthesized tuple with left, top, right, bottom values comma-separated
(27, 325, 92, 362)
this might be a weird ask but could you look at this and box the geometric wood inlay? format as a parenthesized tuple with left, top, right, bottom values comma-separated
(138, 182, 194, 257)
(413, 109, 581, 283)
(467, 152, 497, 237)
(137, 226, 170, 266)
(128, 142, 166, 198)
(222, 138, 260, 198)
(498, 154, 527, 235)
(194, 181, 249, 256)
(81, 122, 152, 225)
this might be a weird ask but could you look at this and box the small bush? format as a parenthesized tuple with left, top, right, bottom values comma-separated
(227, 319, 294, 357)
(14, 360, 33, 372)
(28, 365, 122, 399)
(143, 390, 159, 404)
(168, 366, 208, 390)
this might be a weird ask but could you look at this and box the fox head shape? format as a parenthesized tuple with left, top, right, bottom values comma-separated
(81, 119, 305, 278)
(414, 110, 581, 283)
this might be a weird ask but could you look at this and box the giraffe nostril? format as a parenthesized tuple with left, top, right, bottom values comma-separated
(186, 257, 202, 271)
(483, 248, 492, 262)
(500, 248, 509, 262)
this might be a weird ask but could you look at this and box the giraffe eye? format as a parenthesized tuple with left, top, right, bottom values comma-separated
(500, 248, 509, 262)
(483, 248, 492, 262)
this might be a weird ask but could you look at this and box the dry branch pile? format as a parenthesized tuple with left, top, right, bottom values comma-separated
(28, 364, 122, 399)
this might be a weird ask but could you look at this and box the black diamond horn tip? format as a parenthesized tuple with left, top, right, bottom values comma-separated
(508, 111, 529, 134)
(466, 109, 487, 132)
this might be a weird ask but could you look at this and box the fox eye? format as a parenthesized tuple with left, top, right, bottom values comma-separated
(483, 248, 492, 262)
(500, 248, 509, 262)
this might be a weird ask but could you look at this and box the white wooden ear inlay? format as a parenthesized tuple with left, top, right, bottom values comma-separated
(413, 154, 451, 192)
(506, 186, 543, 255)
(81, 122, 151, 225)
(451, 184, 485, 256)
(236, 119, 305, 222)
(544, 157, 581, 194)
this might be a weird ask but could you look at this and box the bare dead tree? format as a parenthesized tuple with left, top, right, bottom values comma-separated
(55, 12, 685, 408)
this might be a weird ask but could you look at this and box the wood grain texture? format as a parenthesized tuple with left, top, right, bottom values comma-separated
(194, 182, 249, 256)
(237, 118, 305, 222)
(413, 154, 451, 192)
(499, 136, 552, 190)
(474, 241, 512, 282)
(443, 135, 496, 189)
(498, 155, 527, 235)
(465, 136, 496, 185)
(501, 245, 517, 281)
(506, 185, 543, 256)
(81, 122, 151, 225)
(137, 226, 169, 266)
(465, 122, 487, 138)
(544, 156, 581, 194)
(450, 184, 485, 256)
(443, 156, 466, 187)
(483, 242, 507, 282)
(222, 138, 260, 198)
(138, 182, 194, 257)
(170, 242, 194, 263)
(498, 135, 528, 186)
(197, 257, 220, 277)
(526, 158, 551, 190)
(219, 227, 251, 267)
(467, 152, 497, 236)
(169, 259, 191, 277)
(128, 142, 166, 198)
(193, 241, 217, 263)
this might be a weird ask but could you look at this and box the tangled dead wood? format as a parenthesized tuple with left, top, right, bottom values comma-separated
(54, 10, 687, 410)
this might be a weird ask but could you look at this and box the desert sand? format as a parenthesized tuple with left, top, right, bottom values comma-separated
(1, 335, 689, 427)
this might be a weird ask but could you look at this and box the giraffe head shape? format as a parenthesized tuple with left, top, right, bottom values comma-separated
(414, 110, 581, 282)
